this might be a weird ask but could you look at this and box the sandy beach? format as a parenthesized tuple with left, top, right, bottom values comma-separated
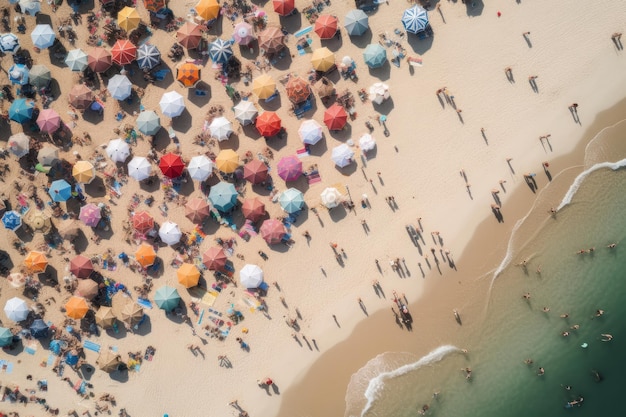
(0, 1, 625, 417)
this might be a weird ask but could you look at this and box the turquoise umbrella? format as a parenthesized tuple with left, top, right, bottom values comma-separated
(154, 286, 181, 311)
(8, 99, 35, 123)
(209, 181, 238, 212)
(49, 179, 72, 202)
(136, 110, 161, 135)
(363, 44, 387, 69)
(279, 188, 304, 213)
(0, 327, 13, 347)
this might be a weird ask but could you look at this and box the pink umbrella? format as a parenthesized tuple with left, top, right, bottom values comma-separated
(277, 155, 302, 182)
(260, 219, 287, 245)
(233, 22, 254, 45)
(36, 109, 61, 134)
(79, 203, 101, 227)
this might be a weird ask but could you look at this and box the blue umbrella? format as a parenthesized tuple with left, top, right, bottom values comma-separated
(344, 9, 369, 36)
(0, 327, 13, 347)
(49, 179, 72, 202)
(137, 43, 161, 70)
(2, 211, 22, 231)
(0, 33, 20, 54)
(401, 5, 429, 34)
(31, 24, 56, 49)
(154, 286, 181, 311)
(279, 188, 305, 214)
(363, 44, 387, 69)
(30, 319, 49, 339)
(209, 39, 234, 65)
(8, 99, 35, 123)
(209, 181, 238, 212)
(8, 64, 29, 86)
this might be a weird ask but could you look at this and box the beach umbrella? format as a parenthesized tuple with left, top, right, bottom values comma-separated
(185, 198, 210, 223)
(195, 0, 220, 20)
(209, 116, 233, 141)
(31, 24, 55, 49)
(106, 138, 131, 163)
(24, 251, 48, 273)
(233, 21, 254, 45)
(65, 49, 88, 71)
(79, 203, 102, 227)
(95, 306, 116, 328)
(0, 328, 13, 347)
(154, 286, 181, 311)
(311, 47, 335, 72)
(75, 279, 99, 300)
(119, 301, 144, 328)
(0, 33, 19, 54)
(68, 84, 94, 110)
(159, 221, 182, 245)
(107, 74, 132, 100)
(97, 350, 122, 373)
(72, 160, 96, 184)
(111, 39, 136, 66)
(285, 76, 311, 104)
(209, 38, 233, 64)
(243, 159, 269, 184)
(36, 109, 61, 133)
(70, 253, 95, 279)
(9, 99, 34, 123)
(128, 156, 152, 181)
(277, 155, 302, 182)
(258, 26, 285, 54)
(136, 110, 161, 135)
(8, 272, 26, 288)
(30, 319, 49, 339)
(298, 119, 323, 145)
(177, 22, 203, 49)
(132, 211, 154, 234)
(363, 44, 387, 68)
(320, 187, 342, 209)
(260, 219, 287, 245)
(28, 64, 51, 88)
(19, 0, 41, 15)
(359, 133, 376, 153)
(209, 182, 238, 212)
(402, 5, 429, 34)
(25, 210, 52, 234)
(273, 0, 294, 16)
(87, 47, 112, 73)
(233, 100, 257, 125)
(324, 104, 348, 131)
(187, 155, 215, 181)
(65, 296, 89, 319)
(159, 153, 185, 178)
(2, 211, 21, 231)
(8, 133, 29, 158)
(177, 263, 200, 288)
(48, 179, 72, 202)
(4, 297, 29, 322)
(135, 243, 157, 267)
(202, 247, 227, 271)
(117, 7, 141, 32)
(256, 111, 282, 137)
(252, 74, 276, 100)
(176, 61, 201, 88)
(331, 143, 355, 168)
(278, 188, 304, 213)
(143, 0, 165, 13)
(241, 198, 265, 221)
(314, 15, 339, 39)
(136, 43, 160, 70)
(159, 91, 185, 117)
(8, 63, 29, 85)
(239, 264, 263, 289)
(215, 149, 239, 174)
(344, 9, 369, 36)
(369, 82, 390, 104)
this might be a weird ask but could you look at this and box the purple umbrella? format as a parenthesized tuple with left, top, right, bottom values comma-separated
(79, 203, 101, 227)
(277, 155, 303, 182)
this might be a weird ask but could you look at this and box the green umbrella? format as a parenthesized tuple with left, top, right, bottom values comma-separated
(29, 65, 51, 89)
(154, 286, 181, 311)
(279, 188, 305, 213)
(0, 327, 13, 347)
(209, 182, 238, 212)
(136, 110, 161, 135)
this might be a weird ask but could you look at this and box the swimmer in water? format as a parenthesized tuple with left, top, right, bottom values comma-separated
(600, 334, 613, 342)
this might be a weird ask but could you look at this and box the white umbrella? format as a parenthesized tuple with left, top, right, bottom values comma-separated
(158, 221, 182, 245)
(359, 134, 376, 153)
(239, 264, 264, 289)
(4, 297, 29, 322)
(127, 156, 152, 181)
(233, 100, 257, 125)
(298, 119, 323, 145)
(331, 144, 355, 168)
(341, 56, 354, 67)
(209, 116, 233, 141)
(19, 0, 41, 15)
(368, 82, 390, 105)
(107, 74, 132, 100)
(8, 272, 26, 288)
(106, 138, 131, 163)
(159, 91, 185, 118)
(320, 187, 342, 209)
(65, 49, 88, 72)
(37, 145, 59, 165)
(187, 155, 215, 181)
(8, 133, 30, 158)
(31, 24, 55, 49)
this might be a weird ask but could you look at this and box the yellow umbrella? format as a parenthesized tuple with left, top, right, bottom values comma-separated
(72, 160, 96, 184)
(252, 74, 276, 100)
(25, 210, 52, 234)
(311, 47, 336, 72)
(215, 149, 239, 174)
(118, 7, 141, 32)
(24, 251, 48, 273)
(177, 263, 200, 288)
(65, 296, 89, 319)
(195, 0, 220, 20)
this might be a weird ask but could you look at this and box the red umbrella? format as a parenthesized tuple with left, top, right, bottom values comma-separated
(273, 0, 294, 16)
(243, 159, 269, 184)
(132, 211, 154, 234)
(177, 22, 203, 49)
(260, 219, 287, 245)
(202, 247, 227, 271)
(314, 15, 339, 39)
(185, 198, 210, 223)
(241, 198, 266, 222)
(111, 40, 137, 66)
(159, 153, 185, 178)
(277, 155, 302, 182)
(255, 111, 282, 137)
(88, 47, 112, 73)
(324, 103, 348, 131)
(70, 255, 94, 279)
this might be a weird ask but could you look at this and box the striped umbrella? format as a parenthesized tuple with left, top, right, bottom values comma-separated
(111, 40, 137, 66)
(209, 39, 233, 64)
(8, 64, 29, 86)
(402, 5, 429, 34)
(137, 43, 160, 70)
(0, 33, 20, 54)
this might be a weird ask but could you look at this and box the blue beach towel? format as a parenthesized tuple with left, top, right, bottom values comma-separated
(137, 298, 153, 309)
(83, 340, 101, 353)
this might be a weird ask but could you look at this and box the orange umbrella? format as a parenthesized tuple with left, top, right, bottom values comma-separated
(177, 263, 200, 288)
(111, 39, 136, 66)
(195, 0, 220, 20)
(256, 111, 282, 137)
(65, 296, 89, 319)
(135, 243, 157, 268)
(241, 197, 266, 222)
(202, 247, 227, 271)
(176, 62, 201, 88)
(24, 251, 48, 273)
(285, 76, 311, 104)
(177, 22, 203, 49)
(143, 0, 166, 13)
(314, 15, 339, 39)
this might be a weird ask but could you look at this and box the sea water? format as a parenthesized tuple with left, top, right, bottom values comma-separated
(345, 125, 626, 417)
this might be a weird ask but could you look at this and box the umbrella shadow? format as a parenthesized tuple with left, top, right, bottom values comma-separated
(289, 175, 310, 194)
(171, 108, 193, 133)
(139, 175, 161, 193)
(132, 315, 152, 336)
(84, 176, 107, 198)
(265, 130, 288, 152)
(307, 137, 328, 156)
(328, 205, 348, 222)
(35, 14, 53, 26)
(373, 97, 395, 116)
(335, 162, 358, 176)
(242, 123, 263, 140)
(218, 133, 240, 151)
(82, 107, 105, 125)
(349, 30, 373, 48)
(106, 323, 128, 339)
(118, 91, 142, 115)
(406, 34, 434, 55)
(466, 0, 485, 16)
(48, 43, 68, 68)
(72, 230, 89, 254)
(368, 61, 391, 82)
(15, 227, 34, 243)
(187, 82, 212, 108)
(329, 124, 352, 141)
(280, 12, 302, 33)
(0, 120, 12, 142)
(258, 94, 283, 111)
(322, 33, 344, 52)
(109, 369, 129, 383)
(270, 51, 293, 71)
(151, 129, 172, 152)
(240, 40, 259, 61)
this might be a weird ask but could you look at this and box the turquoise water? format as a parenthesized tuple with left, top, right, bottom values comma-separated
(346, 134, 626, 416)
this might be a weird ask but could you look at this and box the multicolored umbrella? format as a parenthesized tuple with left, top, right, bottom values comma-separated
(278, 188, 304, 213)
(136, 43, 161, 70)
(8, 63, 29, 85)
(0, 33, 20, 54)
(402, 5, 429, 34)
(209, 182, 238, 212)
(159, 221, 182, 245)
(241, 198, 266, 221)
(239, 264, 264, 289)
(187, 155, 215, 181)
(233, 100, 258, 125)
(176, 61, 201, 88)
(106, 138, 131, 162)
(256, 111, 282, 137)
(36, 109, 61, 133)
(4, 297, 29, 322)
(324, 104, 348, 130)
(202, 247, 227, 271)
(117, 7, 141, 32)
(2, 211, 21, 231)
(177, 22, 203, 49)
(79, 203, 102, 227)
(195, 0, 220, 20)
(135, 243, 157, 267)
(209, 116, 233, 141)
(209, 38, 233, 64)
(243, 159, 269, 184)
(311, 47, 335, 72)
(159, 91, 185, 117)
(285, 76, 311, 104)
(127, 156, 152, 181)
(298, 119, 323, 145)
(314, 15, 339, 39)
(48, 179, 72, 202)
(136, 110, 161, 135)
(159, 153, 185, 178)
(215, 149, 239, 174)
(331, 143, 355, 168)
(344, 9, 369, 36)
(320, 187, 342, 209)
(273, 0, 295, 16)
(177, 263, 200, 288)
(29, 64, 51, 88)
(258, 26, 285, 54)
(363, 43, 387, 68)
(143, 0, 166, 13)
(185, 198, 210, 223)
(9, 99, 34, 123)
(68, 84, 94, 109)
(132, 211, 154, 234)
(24, 251, 48, 273)
(37, 145, 58, 165)
(154, 286, 181, 311)
(31, 24, 55, 49)
(87, 47, 112, 73)
(260, 219, 287, 245)
(277, 155, 302, 182)
(108, 74, 132, 100)
(252, 74, 276, 100)
(111, 40, 137, 66)
(233, 21, 254, 45)
(72, 160, 96, 184)
(65, 49, 88, 71)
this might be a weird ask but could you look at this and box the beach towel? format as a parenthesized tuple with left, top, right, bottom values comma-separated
(296, 147, 310, 159)
(83, 340, 101, 353)
(308, 173, 322, 184)
(24, 346, 37, 355)
(137, 298, 153, 309)
(295, 26, 313, 38)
